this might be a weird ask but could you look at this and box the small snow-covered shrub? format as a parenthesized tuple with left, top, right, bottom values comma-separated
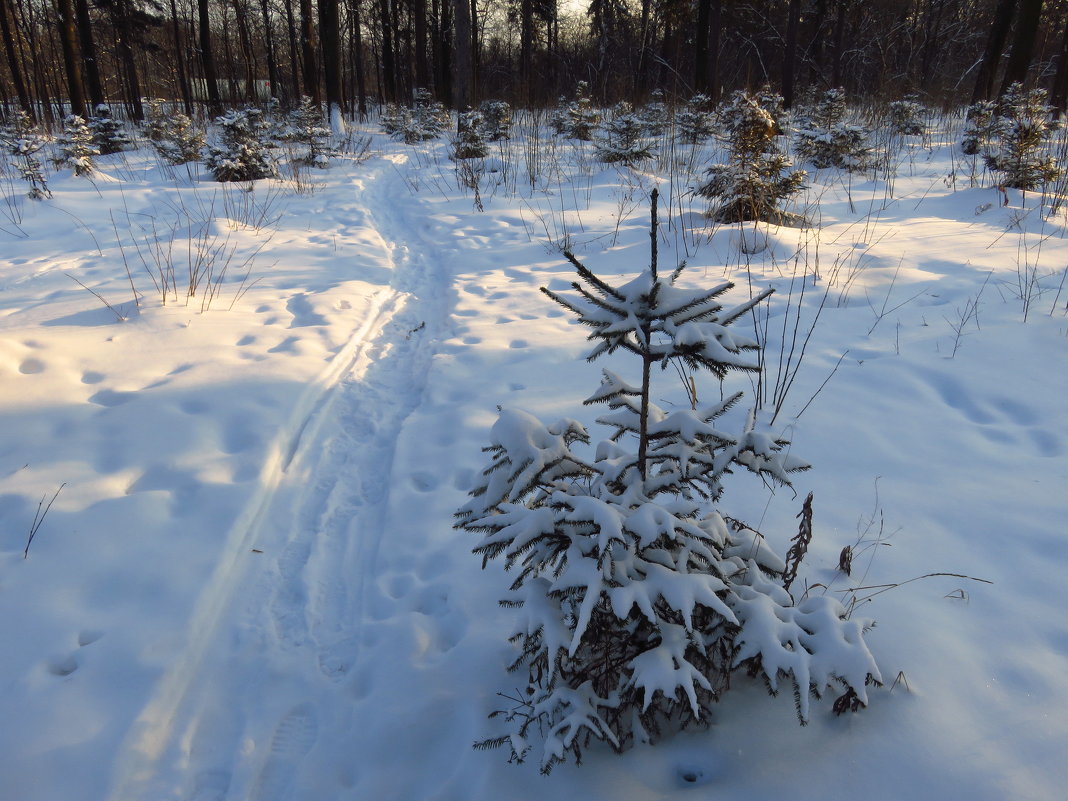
(148, 110, 206, 166)
(383, 89, 450, 144)
(88, 104, 131, 155)
(886, 97, 927, 137)
(144, 99, 169, 142)
(697, 91, 806, 224)
(961, 100, 998, 156)
(1, 110, 50, 199)
(479, 100, 512, 141)
(458, 190, 880, 774)
(285, 96, 334, 168)
(206, 108, 277, 182)
(53, 114, 98, 176)
(795, 88, 873, 171)
(453, 110, 488, 160)
(983, 84, 1062, 190)
(595, 102, 653, 166)
(675, 94, 717, 145)
(550, 81, 601, 141)
(639, 89, 670, 136)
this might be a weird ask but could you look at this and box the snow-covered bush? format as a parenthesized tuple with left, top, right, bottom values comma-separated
(382, 89, 450, 144)
(479, 100, 512, 141)
(1, 110, 50, 199)
(639, 89, 670, 136)
(594, 102, 653, 166)
(205, 108, 277, 182)
(795, 88, 873, 171)
(983, 84, 1062, 190)
(88, 104, 131, 155)
(886, 97, 927, 137)
(697, 91, 806, 224)
(147, 106, 205, 166)
(550, 81, 601, 141)
(285, 96, 334, 168)
(453, 110, 488, 160)
(961, 100, 998, 156)
(53, 114, 98, 176)
(458, 190, 880, 774)
(675, 94, 716, 145)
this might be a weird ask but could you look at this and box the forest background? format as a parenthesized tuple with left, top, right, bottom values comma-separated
(1, 0, 1065, 123)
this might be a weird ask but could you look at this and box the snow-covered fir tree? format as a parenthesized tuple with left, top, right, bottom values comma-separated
(285, 96, 334, 168)
(205, 108, 277, 182)
(88, 104, 131, 155)
(961, 100, 998, 156)
(382, 89, 450, 144)
(983, 84, 1062, 190)
(53, 114, 98, 176)
(458, 190, 880, 774)
(1, 110, 50, 199)
(795, 88, 873, 171)
(149, 110, 206, 166)
(638, 89, 670, 136)
(144, 99, 169, 142)
(697, 91, 806, 224)
(550, 82, 601, 141)
(453, 109, 489, 160)
(675, 94, 717, 145)
(595, 102, 653, 166)
(478, 100, 512, 141)
(886, 97, 927, 137)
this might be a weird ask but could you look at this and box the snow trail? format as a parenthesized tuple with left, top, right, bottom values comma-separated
(105, 153, 454, 801)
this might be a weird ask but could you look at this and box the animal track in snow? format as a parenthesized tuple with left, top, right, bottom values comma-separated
(19, 358, 45, 374)
(409, 471, 439, 492)
(89, 388, 137, 407)
(286, 294, 328, 328)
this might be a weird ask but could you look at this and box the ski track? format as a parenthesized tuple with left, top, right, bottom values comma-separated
(105, 152, 453, 801)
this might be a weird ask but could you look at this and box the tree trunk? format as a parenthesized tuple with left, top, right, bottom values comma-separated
(169, 0, 193, 113)
(972, 0, 1017, 102)
(54, 0, 87, 115)
(72, 0, 103, 108)
(1050, 12, 1068, 113)
(198, 0, 222, 113)
(259, 0, 280, 100)
(452, 0, 472, 108)
(319, 0, 342, 111)
(351, 0, 368, 115)
(695, 0, 711, 95)
(414, 0, 429, 90)
(379, 0, 397, 101)
(782, 0, 802, 108)
(0, 0, 32, 114)
(520, 0, 532, 106)
(1000, 0, 1044, 93)
(300, 0, 320, 102)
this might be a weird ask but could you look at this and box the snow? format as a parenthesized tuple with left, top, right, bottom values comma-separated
(1, 116, 1067, 800)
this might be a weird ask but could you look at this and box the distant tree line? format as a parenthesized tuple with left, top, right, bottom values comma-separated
(2, 0, 1068, 122)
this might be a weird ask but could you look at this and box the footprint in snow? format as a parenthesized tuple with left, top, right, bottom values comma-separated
(250, 704, 319, 801)
(19, 358, 45, 374)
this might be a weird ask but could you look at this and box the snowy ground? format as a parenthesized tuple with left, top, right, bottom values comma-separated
(1, 118, 1066, 801)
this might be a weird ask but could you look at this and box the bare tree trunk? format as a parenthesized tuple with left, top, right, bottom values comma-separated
(413, 0, 429, 90)
(300, 0, 320, 101)
(1000, 0, 1044, 93)
(782, 0, 802, 108)
(452, 0, 472, 108)
(198, 0, 222, 113)
(972, 0, 1017, 102)
(54, 0, 87, 115)
(379, 0, 397, 101)
(258, 0, 280, 100)
(168, 0, 192, 113)
(0, 0, 33, 114)
(350, 0, 368, 114)
(319, 0, 342, 112)
(73, 0, 103, 108)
